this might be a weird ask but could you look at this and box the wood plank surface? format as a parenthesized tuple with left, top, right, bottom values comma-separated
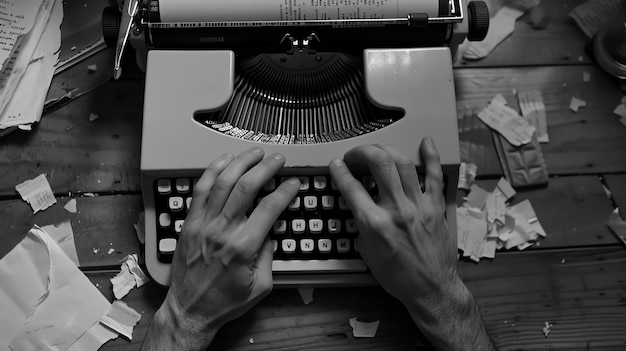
(604, 174, 626, 220)
(94, 246, 626, 351)
(454, 0, 591, 68)
(456, 65, 626, 176)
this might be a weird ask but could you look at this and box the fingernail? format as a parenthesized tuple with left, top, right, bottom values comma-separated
(251, 147, 263, 153)
(273, 153, 285, 161)
(425, 137, 435, 147)
(286, 177, 300, 185)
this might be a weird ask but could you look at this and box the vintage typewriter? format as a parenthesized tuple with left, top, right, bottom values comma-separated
(103, 0, 488, 286)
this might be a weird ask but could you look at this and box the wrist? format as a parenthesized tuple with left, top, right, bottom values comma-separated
(141, 296, 223, 351)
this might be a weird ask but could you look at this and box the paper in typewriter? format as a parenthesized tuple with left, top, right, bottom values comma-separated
(158, 0, 439, 22)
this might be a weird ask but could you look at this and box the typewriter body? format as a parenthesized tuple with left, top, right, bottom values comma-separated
(108, 0, 488, 286)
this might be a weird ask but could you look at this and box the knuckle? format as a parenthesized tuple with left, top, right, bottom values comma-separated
(234, 175, 255, 195)
(360, 211, 390, 232)
(212, 176, 234, 192)
(257, 194, 281, 212)
(374, 153, 395, 169)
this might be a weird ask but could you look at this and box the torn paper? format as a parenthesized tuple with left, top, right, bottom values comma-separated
(15, 173, 57, 213)
(41, 220, 80, 267)
(494, 177, 516, 201)
(462, 6, 526, 60)
(64, 198, 77, 213)
(298, 288, 314, 305)
(542, 321, 554, 337)
(99, 301, 141, 340)
(349, 317, 380, 338)
(614, 103, 626, 119)
(569, 0, 621, 38)
(0, 0, 44, 69)
(89, 113, 98, 122)
(465, 184, 490, 210)
(458, 163, 477, 190)
(517, 90, 549, 143)
(477, 100, 536, 146)
(607, 208, 626, 245)
(0, 226, 113, 351)
(110, 254, 149, 299)
(569, 97, 587, 112)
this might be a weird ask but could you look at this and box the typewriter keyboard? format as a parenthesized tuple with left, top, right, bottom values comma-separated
(153, 174, 379, 268)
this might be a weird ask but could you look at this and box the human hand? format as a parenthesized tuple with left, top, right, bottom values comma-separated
(328, 138, 461, 306)
(152, 148, 300, 349)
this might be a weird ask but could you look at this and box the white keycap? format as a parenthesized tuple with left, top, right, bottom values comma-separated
(273, 220, 287, 234)
(298, 177, 310, 191)
(159, 213, 171, 227)
(309, 219, 323, 234)
(318, 239, 332, 253)
(328, 219, 341, 234)
(292, 219, 306, 234)
(157, 179, 171, 194)
(169, 197, 184, 211)
(176, 178, 190, 193)
(346, 218, 358, 233)
(337, 238, 351, 253)
(288, 196, 301, 210)
(174, 220, 184, 234)
(338, 196, 349, 210)
(303, 196, 317, 210)
(282, 239, 296, 253)
(313, 176, 327, 191)
(321, 195, 334, 210)
(300, 239, 314, 253)
(159, 238, 177, 254)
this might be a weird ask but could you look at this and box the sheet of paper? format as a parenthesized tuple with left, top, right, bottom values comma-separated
(0, 0, 44, 68)
(0, 226, 113, 351)
(509, 199, 546, 237)
(477, 100, 536, 146)
(0, 0, 56, 115)
(66, 323, 118, 351)
(517, 90, 549, 143)
(100, 300, 142, 340)
(349, 317, 380, 338)
(486, 192, 506, 224)
(569, 96, 587, 112)
(569, 0, 621, 38)
(0, 0, 61, 130)
(458, 163, 477, 190)
(15, 173, 57, 213)
(465, 184, 490, 210)
(41, 220, 80, 267)
(481, 237, 497, 259)
(495, 177, 516, 201)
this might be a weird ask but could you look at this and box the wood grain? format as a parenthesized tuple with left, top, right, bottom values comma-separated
(94, 247, 626, 351)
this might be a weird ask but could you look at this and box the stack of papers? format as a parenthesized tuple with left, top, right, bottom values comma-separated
(0, 0, 63, 132)
(457, 180, 547, 262)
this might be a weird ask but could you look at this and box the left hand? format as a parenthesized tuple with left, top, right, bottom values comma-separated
(157, 147, 300, 347)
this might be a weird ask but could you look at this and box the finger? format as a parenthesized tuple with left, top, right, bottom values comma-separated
(205, 147, 265, 217)
(343, 145, 405, 205)
(375, 144, 422, 203)
(251, 237, 274, 297)
(188, 153, 235, 219)
(421, 138, 445, 200)
(222, 153, 286, 221)
(244, 177, 300, 252)
(329, 158, 378, 218)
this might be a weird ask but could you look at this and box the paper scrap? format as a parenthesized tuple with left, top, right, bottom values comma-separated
(87, 64, 98, 72)
(486, 192, 507, 224)
(462, 6, 526, 60)
(134, 211, 146, 244)
(110, 254, 150, 299)
(458, 163, 478, 190)
(15, 173, 57, 213)
(249, 337, 254, 344)
(542, 321, 554, 337)
(89, 113, 98, 122)
(477, 100, 536, 146)
(517, 90, 549, 143)
(64, 198, 77, 213)
(41, 220, 80, 267)
(298, 288, 314, 305)
(495, 177, 516, 201)
(569, 0, 621, 38)
(349, 317, 380, 338)
(107, 248, 115, 255)
(569, 97, 587, 112)
(1, 226, 115, 351)
(465, 184, 490, 209)
(614, 103, 626, 119)
(99, 301, 141, 340)
(607, 208, 626, 245)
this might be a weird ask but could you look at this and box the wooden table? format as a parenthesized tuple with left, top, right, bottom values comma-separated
(2, 0, 626, 349)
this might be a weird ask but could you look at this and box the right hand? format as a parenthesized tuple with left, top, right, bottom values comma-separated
(328, 138, 462, 305)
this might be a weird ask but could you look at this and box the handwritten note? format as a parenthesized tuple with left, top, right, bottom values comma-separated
(41, 220, 80, 266)
(569, 0, 621, 38)
(0, 0, 43, 68)
(517, 90, 549, 143)
(477, 100, 536, 146)
(15, 173, 56, 213)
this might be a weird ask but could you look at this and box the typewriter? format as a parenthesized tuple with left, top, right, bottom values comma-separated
(103, 0, 488, 286)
